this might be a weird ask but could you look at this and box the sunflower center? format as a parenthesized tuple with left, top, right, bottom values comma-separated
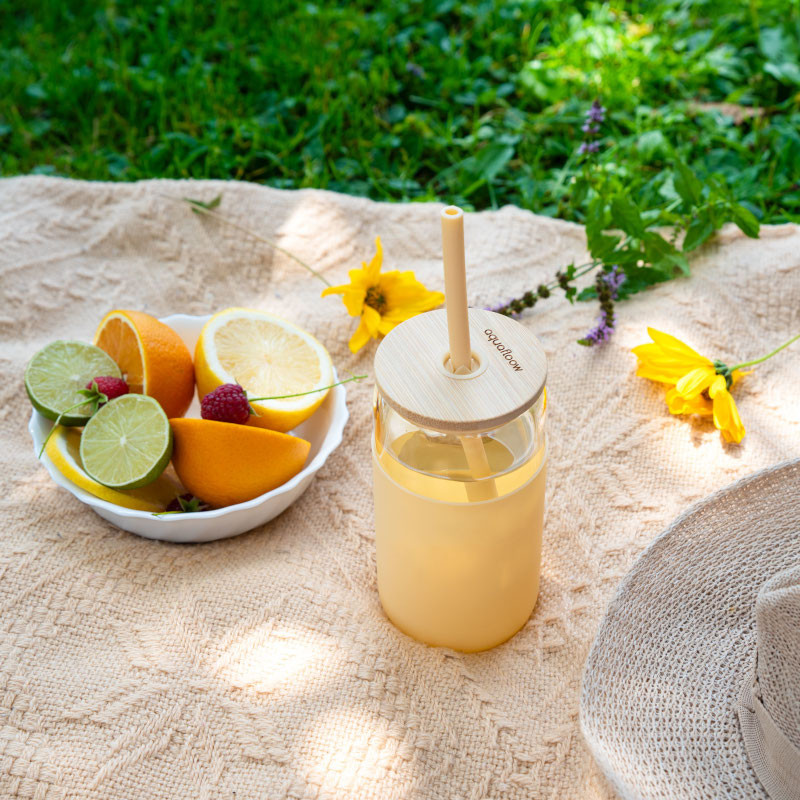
(365, 286, 387, 314)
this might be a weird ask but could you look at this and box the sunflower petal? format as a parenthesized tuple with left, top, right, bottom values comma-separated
(709, 377, 745, 443)
(635, 354, 708, 383)
(635, 365, 687, 384)
(730, 369, 751, 387)
(348, 305, 381, 353)
(376, 316, 400, 336)
(321, 283, 349, 298)
(665, 387, 713, 416)
(632, 342, 706, 365)
(365, 237, 384, 283)
(632, 337, 712, 384)
(675, 366, 717, 399)
(348, 318, 372, 353)
(380, 271, 444, 312)
(340, 288, 366, 317)
(322, 282, 367, 317)
(647, 328, 712, 364)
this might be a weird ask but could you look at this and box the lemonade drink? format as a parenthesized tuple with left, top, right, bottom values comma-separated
(373, 399, 546, 652)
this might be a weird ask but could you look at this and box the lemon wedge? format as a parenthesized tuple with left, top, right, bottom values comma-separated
(194, 308, 334, 432)
(45, 426, 181, 512)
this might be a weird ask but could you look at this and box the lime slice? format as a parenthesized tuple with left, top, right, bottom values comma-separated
(25, 340, 121, 425)
(46, 426, 182, 511)
(80, 394, 173, 489)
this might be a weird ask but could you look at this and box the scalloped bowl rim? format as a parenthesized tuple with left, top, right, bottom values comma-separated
(27, 312, 349, 523)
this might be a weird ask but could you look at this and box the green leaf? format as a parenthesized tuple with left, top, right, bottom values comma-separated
(571, 177, 589, 208)
(616, 266, 674, 298)
(610, 247, 647, 267)
(610, 194, 645, 238)
(185, 194, 222, 212)
(588, 232, 621, 261)
(764, 61, 800, 85)
(584, 197, 607, 242)
(759, 26, 798, 66)
(730, 204, 760, 238)
(472, 143, 514, 181)
(585, 198, 621, 260)
(673, 161, 703, 206)
(577, 259, 674, 303)
(636, 130, 667, 162)
(682, 214, 715, 252)
(643, 232, 690, 275)
(658, 175, 680, 203)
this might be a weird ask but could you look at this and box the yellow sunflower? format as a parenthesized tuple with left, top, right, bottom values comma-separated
(633, 327, 748, 443)
(322, 236, 444, 353)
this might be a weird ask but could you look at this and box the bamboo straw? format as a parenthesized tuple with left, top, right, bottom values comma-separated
(441, 207, 472, 374)
(440, 206, 497, 500)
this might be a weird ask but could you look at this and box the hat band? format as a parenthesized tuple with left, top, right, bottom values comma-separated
(738, 664, 800, 800)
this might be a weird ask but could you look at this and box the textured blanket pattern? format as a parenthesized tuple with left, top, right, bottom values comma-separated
(0, 176, 798, 800)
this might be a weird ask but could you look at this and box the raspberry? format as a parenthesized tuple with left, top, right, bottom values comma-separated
(86, 376, 129, 402)
(201, 383, 251, 424)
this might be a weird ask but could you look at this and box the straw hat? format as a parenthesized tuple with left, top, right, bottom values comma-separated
(580, 458, 800, 800)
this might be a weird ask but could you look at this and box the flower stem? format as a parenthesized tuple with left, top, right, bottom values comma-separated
(156, 193, 332, 287)
(729, 332, 800, 371)
(249, 374, 367, 402)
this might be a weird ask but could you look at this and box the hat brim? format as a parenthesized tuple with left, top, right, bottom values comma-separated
(580, 458, 800, 800)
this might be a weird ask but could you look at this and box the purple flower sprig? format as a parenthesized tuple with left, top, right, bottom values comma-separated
(602, 264, 625, 296)
(581, 310, 615, 345)
(578, 265, 625, 346)
(586, 100, 606, 123)
(488, 281, 556, 317)
(578, 100, 606, 157)
(487, 261, 627, 347)
(488, 258, 597, 318)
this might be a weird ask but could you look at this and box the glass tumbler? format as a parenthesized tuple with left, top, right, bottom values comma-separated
(372, 307, 547, 652)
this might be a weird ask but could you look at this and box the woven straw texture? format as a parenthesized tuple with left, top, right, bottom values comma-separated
(739, 565, 800, 800)
(581, 459, 800, 800)
(1, 176, 799, 800)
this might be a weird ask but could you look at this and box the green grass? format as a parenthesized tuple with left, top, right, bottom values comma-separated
(1, 0, 799, 224)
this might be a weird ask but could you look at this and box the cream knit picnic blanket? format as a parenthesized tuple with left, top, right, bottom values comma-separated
(1, 176, 798, 800)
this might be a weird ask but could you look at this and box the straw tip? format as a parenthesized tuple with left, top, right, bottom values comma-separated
(442, 205, 463, 220)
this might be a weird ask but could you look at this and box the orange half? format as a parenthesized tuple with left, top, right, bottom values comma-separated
(169, 418, 311, 508)
(94, 310, 195, 419)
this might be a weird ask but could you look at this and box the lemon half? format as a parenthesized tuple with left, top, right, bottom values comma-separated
(194, 308, 334, 432)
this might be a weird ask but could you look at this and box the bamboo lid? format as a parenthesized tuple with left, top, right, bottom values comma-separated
(374, 308, 547, 434)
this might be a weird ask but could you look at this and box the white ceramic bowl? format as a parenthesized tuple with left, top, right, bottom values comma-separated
(28, 314, 349, 543)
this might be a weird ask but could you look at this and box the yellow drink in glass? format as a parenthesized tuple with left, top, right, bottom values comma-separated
(371, 306, 548, 653)
(373, 408, 546, 652)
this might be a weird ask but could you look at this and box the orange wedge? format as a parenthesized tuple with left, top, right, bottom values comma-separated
(169, 418, 310, 508)
(94, 310, 195, 419)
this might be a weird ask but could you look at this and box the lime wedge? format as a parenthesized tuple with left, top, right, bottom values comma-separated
(80, 394, 173, 489)
(25, 340, 121, 425)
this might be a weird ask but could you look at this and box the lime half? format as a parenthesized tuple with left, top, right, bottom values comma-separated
(46, 426, 182, 511)
(25, 340, 121, 425)
(80, 394, 173, 489)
